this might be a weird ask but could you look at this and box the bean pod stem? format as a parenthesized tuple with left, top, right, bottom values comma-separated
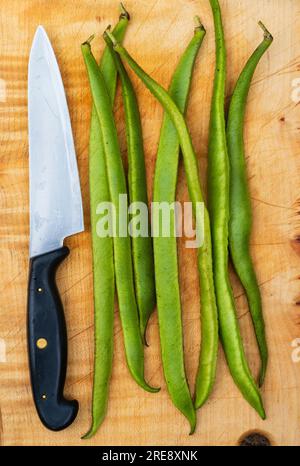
(227, 22, 273, 387)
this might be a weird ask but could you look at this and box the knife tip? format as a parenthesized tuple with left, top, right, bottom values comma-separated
(29, 25, 51, 63)
(35, 25, 47, 39)
(31, 25, 49, 46)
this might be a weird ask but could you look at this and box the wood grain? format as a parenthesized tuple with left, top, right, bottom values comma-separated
(0, 0, 300, 446)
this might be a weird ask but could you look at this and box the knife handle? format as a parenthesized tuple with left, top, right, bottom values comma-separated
(27, 246, 78, 431)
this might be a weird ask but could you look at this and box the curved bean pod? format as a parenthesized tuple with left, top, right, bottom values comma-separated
(105, 24, 218, 428)
(83, 6, 130, 440)
(81, 38, 159, 395)
(208, 0, 265, 418)
(104, 32, 156, 344)
(152, 19, 205, 433)
(227, 22, 273, 387)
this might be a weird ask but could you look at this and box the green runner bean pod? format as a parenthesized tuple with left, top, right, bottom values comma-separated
(227, 22, 273, 387)
(105, 23, 218, 428)
(152, 19, 205, 433)
(208, 0, 265, 418)
(81, 36, 159, 396)
(83, 6, 130, 440)
(105, 32, 156, 344)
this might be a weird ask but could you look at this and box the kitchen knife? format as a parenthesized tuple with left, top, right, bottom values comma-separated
(28, 26, 84, 431)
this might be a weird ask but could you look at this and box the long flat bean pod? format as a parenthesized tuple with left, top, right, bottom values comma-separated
(105, 33, 156, 344)
(81, 38, 159, 395)
(227, 22, 273, 387)
(83, 6, 130, 440)
(151, 19, 205, 433)
(105, 27, 218, 426)
(208, 0, 265, 418)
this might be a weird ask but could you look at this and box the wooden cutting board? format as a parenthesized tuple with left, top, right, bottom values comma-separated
(0, 0, 299, 446)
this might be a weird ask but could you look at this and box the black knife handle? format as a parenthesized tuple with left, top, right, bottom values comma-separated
(27, 246, 78, 431)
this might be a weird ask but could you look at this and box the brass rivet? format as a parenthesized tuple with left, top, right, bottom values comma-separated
(37, 338, 48, 350)
(37, 287, 43, 293)
(41, 394, 47, 400)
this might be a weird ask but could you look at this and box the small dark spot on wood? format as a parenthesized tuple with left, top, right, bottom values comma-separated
(296, 301, 300, 306)
(239, 432, 271, 446)
(280, 117, 285, 122)
(291, 238, 300, 256)
(96, 16, 102, 22)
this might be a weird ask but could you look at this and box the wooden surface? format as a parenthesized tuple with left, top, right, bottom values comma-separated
(0, 0, 300, 447)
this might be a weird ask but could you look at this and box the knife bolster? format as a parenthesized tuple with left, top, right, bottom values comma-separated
(27, 246, 79, 431)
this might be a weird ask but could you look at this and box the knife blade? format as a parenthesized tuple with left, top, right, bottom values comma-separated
(28, 25, 84, 431)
